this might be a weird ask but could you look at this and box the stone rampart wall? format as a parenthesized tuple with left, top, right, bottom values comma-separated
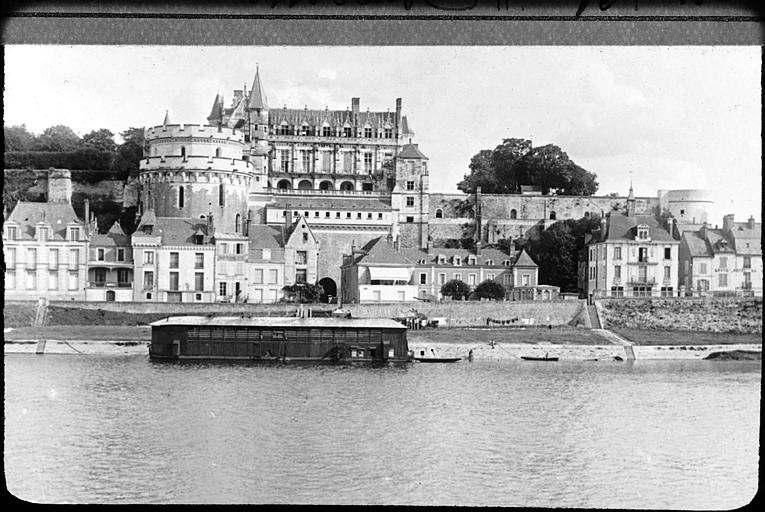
(596, 298, 763, 334)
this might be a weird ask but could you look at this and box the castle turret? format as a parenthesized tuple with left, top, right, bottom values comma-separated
(246, 66, 270, 164)
(207, 93, 224, 126)
(626, 180, 636, 217)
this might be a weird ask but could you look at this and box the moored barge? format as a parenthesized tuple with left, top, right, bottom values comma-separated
(148, 316, 411, 363)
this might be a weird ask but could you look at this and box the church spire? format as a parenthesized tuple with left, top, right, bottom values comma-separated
(247, 65, 268, 110)
(626, 172, 636, 217)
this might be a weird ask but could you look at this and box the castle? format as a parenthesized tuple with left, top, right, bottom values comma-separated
(6, 68, 744, 304)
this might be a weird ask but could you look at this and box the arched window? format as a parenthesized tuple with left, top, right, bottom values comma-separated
(235, 213, 241, 233)
(215, 147, 222, 158)
(435, 208, 443, 218)
(180, 146, 186, 158)
(510, 209, 517, 219)
(219, 184, 225, 206)
(549, 211, 557, 220)
(178, 186, 184, 209)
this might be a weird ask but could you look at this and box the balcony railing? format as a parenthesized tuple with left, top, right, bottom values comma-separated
(627, 277, 657, 285)
(88, 281, 133, 288)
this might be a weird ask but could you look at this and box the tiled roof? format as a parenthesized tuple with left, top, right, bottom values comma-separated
(400, 247, 520, 267)
(91, 221, 130, 247)
(352, 237, 413, 266)
(397, 143, 428, 160)
(248, 225, 284, 249)
(6, 201, 83, 240)
(269, 197, 393, 211)
(730, 221, 761, 255)
(604, 214, 675, 242)
(681, 231, 712, 258)
(704, 229, 735, 253)
(133, 216, 210, 246)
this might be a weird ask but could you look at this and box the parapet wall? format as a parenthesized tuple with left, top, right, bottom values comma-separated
(145, 124, 244, 143)
(596, 298, 763, 334)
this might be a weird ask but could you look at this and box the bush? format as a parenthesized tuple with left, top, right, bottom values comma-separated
(474, 279, 506, 300)
(4, 149, 115, 171)
(440, 279, 471, 300)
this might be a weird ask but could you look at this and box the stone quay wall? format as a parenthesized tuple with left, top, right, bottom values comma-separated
(595, 298, 763, 334)
(5, 299, 587, 328)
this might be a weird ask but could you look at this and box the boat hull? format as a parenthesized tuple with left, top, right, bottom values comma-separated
(520, 356, 559, 361)
(413, 357, 462, 363)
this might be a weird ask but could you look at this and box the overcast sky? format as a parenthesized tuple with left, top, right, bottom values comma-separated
(4, 45, 760, 224)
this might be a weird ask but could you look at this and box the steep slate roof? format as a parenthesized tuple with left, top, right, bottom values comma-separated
(6, 201, 83, 240)
(270, 197, 393, 211)
(603, 214, 675, 242)
(351, 237, 413, 267)
(513, 249, 537, 267)
(207, 93, 224, 122)
(248, 224, 284, 249)
(397, 143, 428, 160)
(681, 231, 712, 258)
(729, 221, 762, 255)
(268, 106, 397, 129)
(91, 221, 130, 247)
(247, 68, 268, 110)
(704, 229, 735, 253)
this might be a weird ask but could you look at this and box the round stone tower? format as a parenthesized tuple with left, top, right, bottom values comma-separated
(139, 121, 266, 234)
(657, 189, 715, 225)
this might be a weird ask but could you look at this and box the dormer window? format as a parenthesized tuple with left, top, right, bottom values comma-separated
(69, 227, 80, 241)
(485, 259, 493, 265)
(343, 126, 352, 137)
(418, 258, 426, 264)
(364, 126, 373, 138)
(636, 224, 650, 240)
(437, 255, 446, 265)
(454, 256, 462, 266)
(503, 260, 512, 266)
(322, 125, 332, 137)
(195, 233, 204, 245)
(468, 256, 477, 265)
(37, 226, 49, 242)
(6, 226, 17, 240)
(384, 127, 393, 139)
(300, 124, 310, 136)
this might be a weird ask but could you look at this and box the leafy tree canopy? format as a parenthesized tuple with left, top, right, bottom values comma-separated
(458, 138, 599, 196)
(523, 215, 602, 292)
(282, 283, 324, 303)
(111, 127, 146, 177)
(440, 279, 471, 300)
(4, 124, 36, 152)
(33, 125, 82, 152)
(474, 280, 506, 300)
(82, 129, 117, 153)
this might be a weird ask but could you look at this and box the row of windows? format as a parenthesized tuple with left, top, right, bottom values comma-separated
(6, 248, 81, 268)
(590, 245, 673, 261)
(609, 286, 674, 297)
(274, 124, 394, 138)
(282, 210, 385, 221)
(6, 269, 80, 290)
(96, 248, 127, 262)
(5, 226, 81, 241)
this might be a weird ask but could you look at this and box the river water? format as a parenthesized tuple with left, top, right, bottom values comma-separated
(4, 353, 760, 507)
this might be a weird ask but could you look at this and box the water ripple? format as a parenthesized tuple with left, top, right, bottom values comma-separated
(4, 355, 760, 507)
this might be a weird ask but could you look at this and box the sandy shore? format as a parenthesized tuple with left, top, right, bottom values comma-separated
(5, 337, 761, 360)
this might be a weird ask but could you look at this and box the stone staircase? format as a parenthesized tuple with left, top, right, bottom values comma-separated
(587, 305, 601, 329)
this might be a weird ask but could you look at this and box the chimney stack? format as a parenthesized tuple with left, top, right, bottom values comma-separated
(84, 198, 90, 228)
(723, 214, 735, 233)
(748, 215, 755, 229)
(351, 97, 360, 117)
(426, 235, 433, 255)
(699, 222, 707, 239)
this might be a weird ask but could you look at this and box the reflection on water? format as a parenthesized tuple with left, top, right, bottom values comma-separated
(4, 354, 760, 507)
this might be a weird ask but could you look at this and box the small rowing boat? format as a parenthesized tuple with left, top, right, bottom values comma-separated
(414, 357, 462, 363)
(520, 356, 559, 361)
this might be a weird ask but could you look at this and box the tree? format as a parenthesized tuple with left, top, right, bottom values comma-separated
(458, 138, 598, 196)
(523, 215, 602, 292)
(33, 125, 82, 152)
(82, 129, 117, 153)
(474, 280, 506, 300)
(111, 127, 146, 178)
(4, 124, 36, 152)
(440, 279, 471, 300)
(282, 283, 323, 303)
